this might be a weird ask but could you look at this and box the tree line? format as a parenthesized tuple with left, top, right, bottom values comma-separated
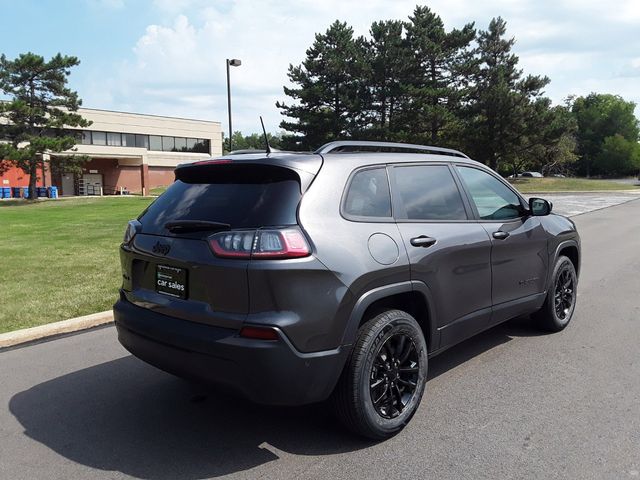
(274, 6, 640, 177)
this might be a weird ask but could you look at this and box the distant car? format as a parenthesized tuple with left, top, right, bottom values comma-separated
(520, 171, 544, 178)
(550, 174, 566, 178)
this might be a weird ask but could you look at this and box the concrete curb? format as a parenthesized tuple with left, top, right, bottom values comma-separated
(0, 310, 113, 350)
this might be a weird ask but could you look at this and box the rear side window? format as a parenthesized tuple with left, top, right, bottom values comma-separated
(343, 167, 392, 218)
(139, 164, 301, 233)
(393, 165, 467, 220)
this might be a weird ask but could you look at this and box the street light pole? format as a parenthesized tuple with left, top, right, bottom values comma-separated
(226, 58, 241, 152)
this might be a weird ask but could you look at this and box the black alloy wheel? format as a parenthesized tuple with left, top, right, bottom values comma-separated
(554, 265, 575, 321)
(533, 255, 578, 332)
(369, 333, 420, 419)
(332, 309, 428, 440)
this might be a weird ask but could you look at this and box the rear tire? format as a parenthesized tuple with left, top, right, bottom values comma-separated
(332, 309, 428, 440)
(533, 255, 577, 332)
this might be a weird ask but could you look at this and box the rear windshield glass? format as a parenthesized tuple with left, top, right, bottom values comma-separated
(139, 164, 301, 233)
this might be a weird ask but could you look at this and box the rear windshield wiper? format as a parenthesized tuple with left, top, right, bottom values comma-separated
(164, 220, 231, 233)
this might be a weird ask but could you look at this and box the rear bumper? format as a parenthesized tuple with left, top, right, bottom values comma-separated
(113, 295, 349, 406)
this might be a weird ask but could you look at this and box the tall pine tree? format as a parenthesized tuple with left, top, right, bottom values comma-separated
(276, 21, 367, 150)
(361, 20, 409, 140)
(0, 53, 91, 198)
(461, 18, 550, 170)
(400, 6, 475, 145)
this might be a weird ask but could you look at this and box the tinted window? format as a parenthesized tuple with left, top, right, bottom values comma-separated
(81, 131, 91, 145)
(149, 135, 162, 151)
(91, 131, 107, 146)
(456, 166, 523, 220)
(174, 137, 187, 152)
(343, 168, 391, 218)
(135, 134, 149, 149)
(162, 136, 175, 152)
(139, 164, 302, 233)
(107, 132, 121, 146)
(393, 165, 466, 220)
(123, 133, 136, 147)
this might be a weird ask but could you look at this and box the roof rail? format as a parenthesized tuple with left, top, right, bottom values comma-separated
(314, 140, 469, 159)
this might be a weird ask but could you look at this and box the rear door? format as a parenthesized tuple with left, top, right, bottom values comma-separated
(121, 162, 307, 330)
(454, 165, 549, 324)
(389, 163, 493, 349)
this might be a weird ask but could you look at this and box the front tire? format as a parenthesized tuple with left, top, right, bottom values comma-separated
(533, 255, 578, 332)
(332, 309, 428, 440)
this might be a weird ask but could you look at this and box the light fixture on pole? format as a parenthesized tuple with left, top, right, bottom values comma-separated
(226, 58, 242, 152)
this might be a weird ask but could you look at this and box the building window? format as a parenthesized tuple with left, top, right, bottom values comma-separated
(122, 133, 136, 147)
(107, 132, 122, 146)
(74, 130, 209, 153)
(135, 134, 149, 149)
(193, 139, 210, 153)
(174, 137, 187, 152)
(162, 136, 175, 152)
(149, 135, 162, 151)
(92, 131, 107, 146)
(81, 131, 92, 145)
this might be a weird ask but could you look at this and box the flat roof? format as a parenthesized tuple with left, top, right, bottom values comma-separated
(78, 106, 221, 125)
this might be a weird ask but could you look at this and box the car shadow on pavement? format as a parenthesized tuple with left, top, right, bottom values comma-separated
(9, 315, 544, 479)
(428, 315, 545, 380)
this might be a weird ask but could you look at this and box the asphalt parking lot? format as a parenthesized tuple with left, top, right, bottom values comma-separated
(533, 191, 640, 217)
(1, 196, 639, 480)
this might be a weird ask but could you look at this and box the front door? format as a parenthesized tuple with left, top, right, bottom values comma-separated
(390, 164, 493, 350)
(454, 165, 549, 324)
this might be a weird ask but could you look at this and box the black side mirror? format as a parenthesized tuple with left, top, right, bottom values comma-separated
(529, 197, 552, 216)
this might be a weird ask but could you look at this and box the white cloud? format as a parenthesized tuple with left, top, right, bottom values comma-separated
(82, 0, 640, 135)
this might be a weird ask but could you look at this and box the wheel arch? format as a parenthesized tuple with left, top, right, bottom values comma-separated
(342, 281, 438, 353)
(553, 239, 581, 278)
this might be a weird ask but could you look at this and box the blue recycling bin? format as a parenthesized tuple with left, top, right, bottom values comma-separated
(12, 187, 21, 198)
(47, 186, 58, 199)
(1, 187, 11, 198)
(36, 187, 47, 198)
(21, 187, 29, 198)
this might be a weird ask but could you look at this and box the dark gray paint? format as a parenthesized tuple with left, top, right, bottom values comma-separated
(114, 147, 581, 404)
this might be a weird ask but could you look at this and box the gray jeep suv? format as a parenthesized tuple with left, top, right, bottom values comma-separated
(114, 141, 580, 439)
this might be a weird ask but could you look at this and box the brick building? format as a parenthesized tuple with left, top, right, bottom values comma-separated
(0, 107, 222, 195)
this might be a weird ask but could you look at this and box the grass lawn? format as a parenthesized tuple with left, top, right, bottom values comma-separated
(509, 177, 640, 193)
(0, 196, 154, 333)
(149, 186, 168, 196)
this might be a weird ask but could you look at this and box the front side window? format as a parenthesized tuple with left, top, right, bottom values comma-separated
(343, 167, 391, 218)
(393, 165, 467, 220)
(456, 166, 523, 220)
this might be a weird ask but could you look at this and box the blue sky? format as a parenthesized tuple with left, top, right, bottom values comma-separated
(2, 0, 640, 135)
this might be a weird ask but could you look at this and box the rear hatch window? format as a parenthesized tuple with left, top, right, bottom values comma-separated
(139, 163, 302, 235)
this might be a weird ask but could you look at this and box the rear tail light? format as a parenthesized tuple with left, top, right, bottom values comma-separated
(239, 326, 279, 341)
(208, 227, 311, 259)
(123, 220, 141, 245)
